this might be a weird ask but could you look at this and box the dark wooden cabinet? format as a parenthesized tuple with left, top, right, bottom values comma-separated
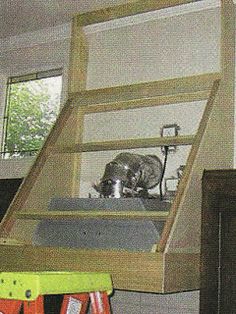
(200, 170, 236, 314)
(0, 178, 23, 222)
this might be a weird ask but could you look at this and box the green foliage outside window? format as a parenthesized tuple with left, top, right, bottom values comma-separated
(3, 76, 61, 158)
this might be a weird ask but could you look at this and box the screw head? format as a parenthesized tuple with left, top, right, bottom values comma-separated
(25, 290, 31, 299)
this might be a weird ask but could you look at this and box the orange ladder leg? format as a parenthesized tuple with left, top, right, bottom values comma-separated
(0, 299, 22, 314)
(23, 295, 44, 314)
(60, 293, 89, 314)
(89, 292, 111, 314)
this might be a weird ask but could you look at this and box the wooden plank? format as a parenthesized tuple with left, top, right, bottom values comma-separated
(70, 73, 220, 107)
(77, 0, 199, 26)
(84, 90, 210, 114)
(164, 252, 200, 292)
(0, 245, 164, 292)
(64, 135, 194, 153)
(158, 79, 220, 252)
(0, 238, 29, 246)
(15, 210, 169, 221)
(68, 16, 89, 94)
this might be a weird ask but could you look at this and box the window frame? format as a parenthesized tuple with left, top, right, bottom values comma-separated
(1, 68, 63, 159)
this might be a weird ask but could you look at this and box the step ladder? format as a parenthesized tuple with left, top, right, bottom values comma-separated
(0, 271, 112, 314)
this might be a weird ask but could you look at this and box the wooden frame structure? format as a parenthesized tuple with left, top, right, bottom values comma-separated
(0, 0, 235, 293)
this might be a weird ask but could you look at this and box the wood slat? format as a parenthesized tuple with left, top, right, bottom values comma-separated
(77, 0, 201, 26)
(84, 90, 210, 114)
(63, 135, 194, 153)
(70, 73, 220, 108)
(0, 238, 29, 246)
(16, 210, 169, 221)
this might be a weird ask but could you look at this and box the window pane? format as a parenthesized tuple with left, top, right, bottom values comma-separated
(2, 75, 62, 158)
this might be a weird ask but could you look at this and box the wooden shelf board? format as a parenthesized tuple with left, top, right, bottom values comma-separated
(83, 90, 210, 114)
(16, 210, 169, 221)
(70, 73, 220, 107)
(63, 135, 194, 153)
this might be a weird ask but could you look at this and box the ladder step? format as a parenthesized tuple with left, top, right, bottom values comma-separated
(0, 272, 112, 301)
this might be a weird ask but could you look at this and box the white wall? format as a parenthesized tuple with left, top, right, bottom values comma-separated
(86, 8, 220, 89)
(0, 24, 71, 178)
(78, 7, 220, 198)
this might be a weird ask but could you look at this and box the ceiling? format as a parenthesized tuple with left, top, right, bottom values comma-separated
(0, 0, 137, 39)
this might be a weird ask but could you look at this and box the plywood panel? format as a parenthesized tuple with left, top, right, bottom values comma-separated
(164, 253, 200, 292)
(0, 245, 164, 292)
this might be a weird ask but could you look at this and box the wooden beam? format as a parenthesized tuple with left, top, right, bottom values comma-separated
(70, 73, 220, 108)
(68, 16, 89, 94)
(77, 0, 198, 26)
(62, 135, 194, 153)
(84, 90, 210, 114)
(15, 210, 169, 221)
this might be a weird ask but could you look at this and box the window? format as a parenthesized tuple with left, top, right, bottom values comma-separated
(2, 69, 62, 159)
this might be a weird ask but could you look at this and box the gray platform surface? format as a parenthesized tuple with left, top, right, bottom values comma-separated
(33, 198, 169, 252)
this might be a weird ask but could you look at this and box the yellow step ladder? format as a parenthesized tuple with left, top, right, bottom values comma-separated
(0, 271, 113, 314)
